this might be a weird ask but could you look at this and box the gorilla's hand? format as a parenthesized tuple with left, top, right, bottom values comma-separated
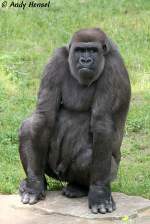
(88, 184, 116, 214)
(19, 178, 46, 205)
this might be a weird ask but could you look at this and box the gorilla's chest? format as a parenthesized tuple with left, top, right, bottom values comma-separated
(61, 76, 96, 112)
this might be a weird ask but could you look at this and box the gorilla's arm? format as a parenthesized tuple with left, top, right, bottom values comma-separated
(36, 57, 62, 128)
(89, 50, 131, 213)
(36, 47, 68, 123)
(19, 48, 67, 204)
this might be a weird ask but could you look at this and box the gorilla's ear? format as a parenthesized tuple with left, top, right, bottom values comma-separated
(102, 38, 111, 55)
(68, 41, 72, 51)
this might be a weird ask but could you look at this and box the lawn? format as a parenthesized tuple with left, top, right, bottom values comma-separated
(0, 0, 150, 198)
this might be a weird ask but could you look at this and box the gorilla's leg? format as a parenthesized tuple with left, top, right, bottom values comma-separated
(62, 151, 119, 199)
(19, 113, 49, 204)
(61, 146, 92, 198)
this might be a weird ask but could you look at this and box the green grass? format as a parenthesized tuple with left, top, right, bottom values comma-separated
(0, 0, 150, 198)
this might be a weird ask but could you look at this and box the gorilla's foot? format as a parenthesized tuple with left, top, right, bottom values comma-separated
(62, 183, 88, 198)
(19, 178, 46, 205)
(88, 184, 116, 214)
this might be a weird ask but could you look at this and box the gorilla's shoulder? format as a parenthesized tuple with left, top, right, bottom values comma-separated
(54, 46, 69, 59)
(48, 46, 69, 66)
(42, 46, 69, 84)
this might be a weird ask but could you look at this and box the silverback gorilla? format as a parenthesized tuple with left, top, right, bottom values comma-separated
(19, 28, 131, 214)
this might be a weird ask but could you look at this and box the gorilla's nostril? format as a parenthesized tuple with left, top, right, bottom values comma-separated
(79, 57, 86, 65)
(79, 57, 93, 65)
(86, 57, 93, 64)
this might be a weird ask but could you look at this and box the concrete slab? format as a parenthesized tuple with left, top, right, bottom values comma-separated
(0, 191, 150, 224)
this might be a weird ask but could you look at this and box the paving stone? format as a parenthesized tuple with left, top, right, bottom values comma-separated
(0, 191, 149, 224)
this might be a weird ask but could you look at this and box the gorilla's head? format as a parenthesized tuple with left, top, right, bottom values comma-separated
(68, 28, 110, 86)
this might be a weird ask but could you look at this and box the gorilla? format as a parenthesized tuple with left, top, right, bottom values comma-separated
(19, 28, 131, 214)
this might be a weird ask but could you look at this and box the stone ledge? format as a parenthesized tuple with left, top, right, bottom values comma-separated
(16, 191, 150, 220)
(0, 191, 150, 224)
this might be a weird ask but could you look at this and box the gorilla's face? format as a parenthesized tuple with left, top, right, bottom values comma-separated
(68, 42, 105, 86)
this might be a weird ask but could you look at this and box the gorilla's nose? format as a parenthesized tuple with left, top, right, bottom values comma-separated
(79, 57, 93, 66)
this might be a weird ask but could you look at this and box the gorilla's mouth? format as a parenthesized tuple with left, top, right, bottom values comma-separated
(79, 67, 94, 76)
(79, 68, 94, 85)
(79, 65, 94, 70)
(80, 67, 92, 71)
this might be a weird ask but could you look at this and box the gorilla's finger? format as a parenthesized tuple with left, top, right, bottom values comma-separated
(98, 204, 106, 214)
(29, 194, 38, 205)
(91, 205, 98, 214)
(21, 193, 29, 204)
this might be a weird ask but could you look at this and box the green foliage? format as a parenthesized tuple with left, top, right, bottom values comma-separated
(0, 0, 150, 198)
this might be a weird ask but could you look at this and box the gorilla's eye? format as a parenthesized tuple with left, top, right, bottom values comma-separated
(75, 47, 85, 53)
(89, 47, 98, 53)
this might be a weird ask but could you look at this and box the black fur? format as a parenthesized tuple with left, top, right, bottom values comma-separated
(19, 28, 131, 213)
